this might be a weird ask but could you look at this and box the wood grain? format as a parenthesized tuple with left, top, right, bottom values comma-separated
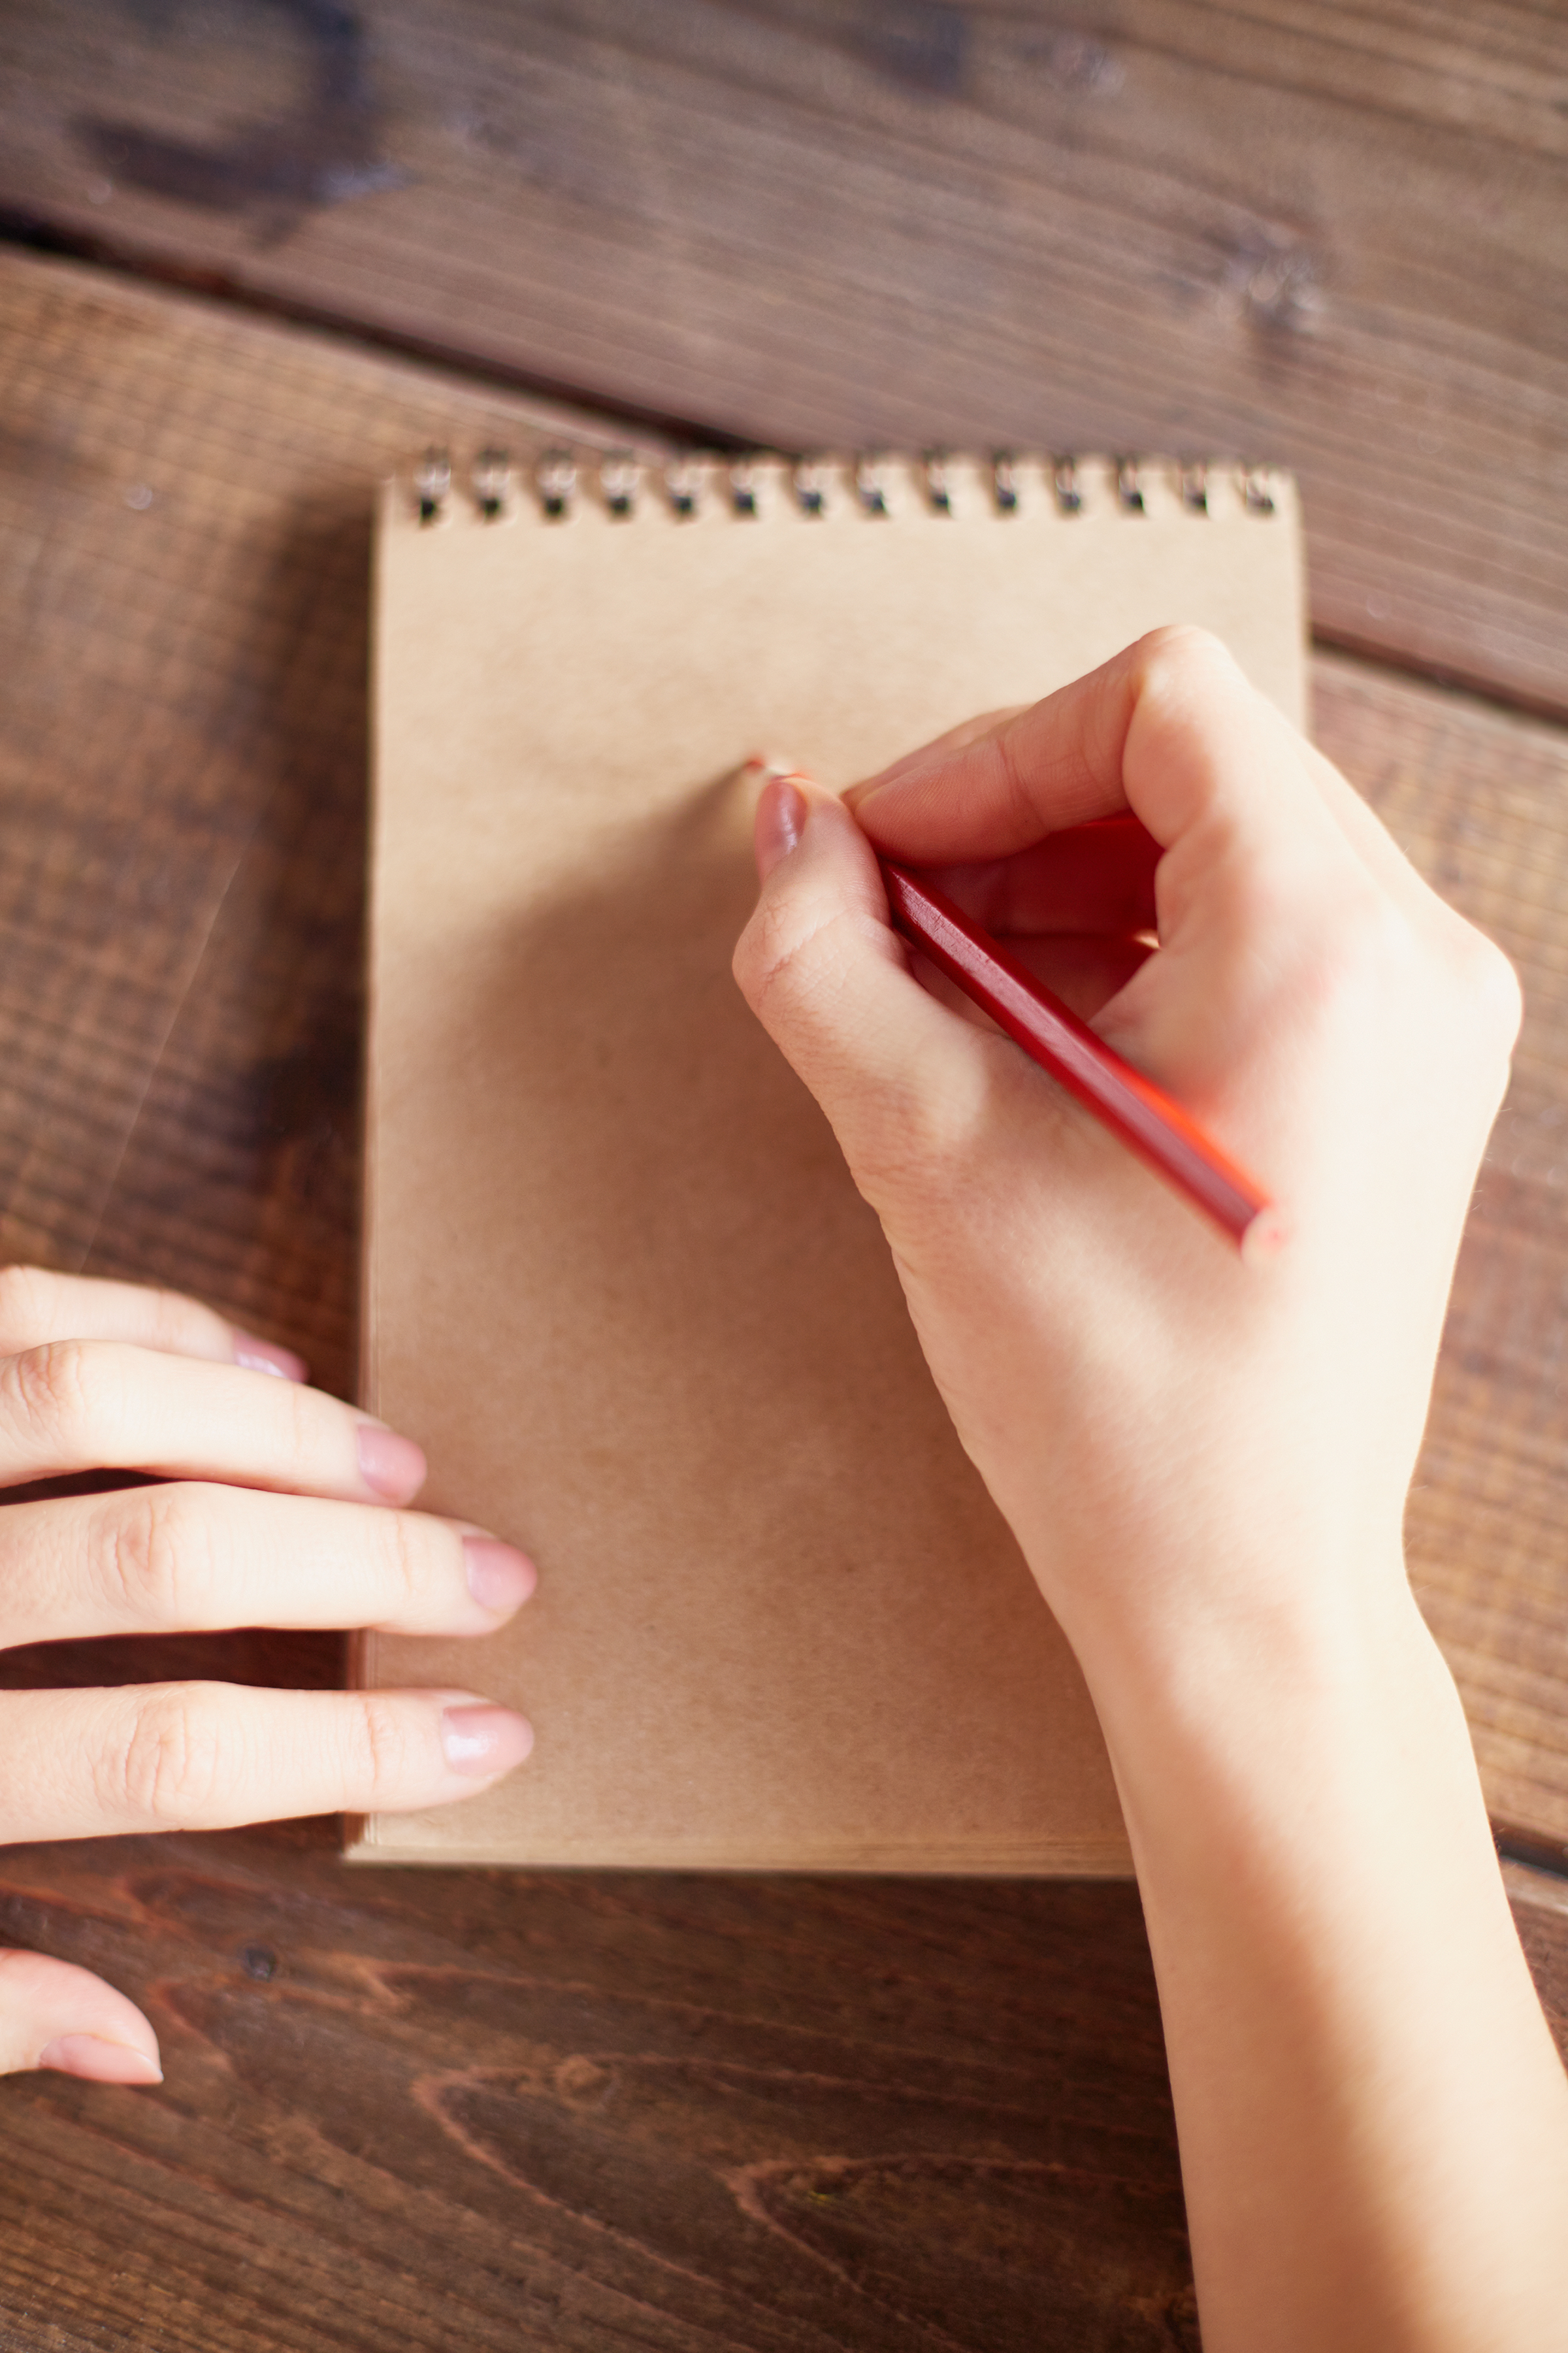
(1, 1, 1565, 712)
(0, 1827, 1205, 2351)
(0, 1835, 1558, 2353)
(1, 244, 1567, 2344)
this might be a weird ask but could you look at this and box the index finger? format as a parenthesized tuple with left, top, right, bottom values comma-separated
(0, 1266, 306, 1379)
(847, 627, 1332, 872)
(0, 1342, 425, 1506)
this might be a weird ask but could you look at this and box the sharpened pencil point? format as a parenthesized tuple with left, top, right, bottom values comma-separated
(1238, 1204, 1289, 1266)
(740, 753, 803, 808)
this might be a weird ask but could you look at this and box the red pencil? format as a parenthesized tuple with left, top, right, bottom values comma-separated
(879, 858, 1274, 1255)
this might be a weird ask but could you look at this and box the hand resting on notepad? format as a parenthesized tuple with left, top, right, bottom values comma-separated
(0, 1270, 532, 2084)
(734, 625, 1568, 2353)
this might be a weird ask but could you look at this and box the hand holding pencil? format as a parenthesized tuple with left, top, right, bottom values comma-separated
(732, 626, 1568, 2353)
(734, 625, 1518, 1666)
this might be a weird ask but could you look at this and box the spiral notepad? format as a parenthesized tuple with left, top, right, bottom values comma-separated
(351, 449, 1305, 1870)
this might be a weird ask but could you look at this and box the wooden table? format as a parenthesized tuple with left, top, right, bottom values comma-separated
(1, 7, 1566, 2343)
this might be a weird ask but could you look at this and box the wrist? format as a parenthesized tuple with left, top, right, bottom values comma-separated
(1068, 1560, 1486, 1873)
(1071, 1543, 1568, 2353)
(1048, 1536, 1439, 1781)
(1019, 1479, 1411, 1675)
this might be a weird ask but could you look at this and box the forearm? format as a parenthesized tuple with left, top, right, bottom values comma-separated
(1078, 1573, 1568, 2353)
(736, 635, 1562, 2343)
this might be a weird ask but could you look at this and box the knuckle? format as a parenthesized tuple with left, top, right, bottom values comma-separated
(349, 1694, 418, 1795)
(743, 902, 864, 1031)
(372, 1510, 433, 1621)
(1141, 620, 1224, 667)
(1320, 879, 1414, 985)
(0, 1265, 59, 1354)
(731, 917, 768, 1012)
(139, 1283, 208, 1354)
(1134, 623, 1240, 702)
(733, 891, 809, 1015)
(101, 1487, 221, 1627)
(281, 1368, 317, 1462)
(1323, 897, 1424, 1042)
(1458, 929, 1524, 1055)
(105, 1687, 228, 1828)
(1, 1339, 99, 1445)
(1273, 874, 1414, 1017)
(1111, 628, 1256, 771)
(1213, 864, 1417, 1053)
(1288, 890, 1520, 1094)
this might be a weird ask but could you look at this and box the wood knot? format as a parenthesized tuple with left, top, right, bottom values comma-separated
(553, 2053, 614, 2107)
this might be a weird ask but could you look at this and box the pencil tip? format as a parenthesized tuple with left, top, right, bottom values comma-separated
(740, 753, 801, 804)
(1239, 1204, 1289, 1266)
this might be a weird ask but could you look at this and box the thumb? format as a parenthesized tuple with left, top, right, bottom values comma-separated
(0, 1948, 163, 2084)
(733, 773, 1017, 1224)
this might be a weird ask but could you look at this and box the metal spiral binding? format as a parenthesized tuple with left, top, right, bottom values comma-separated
(856, 455, 890, 516)
(794, 458, 830, 516)
(536, 450, 576, 520)
(473, 448, 510, 521)
(412, 447, 1286, 522)
(415, 447, 451, 525)
(601, 451, 638, 518)
(666, 455, 701, 519)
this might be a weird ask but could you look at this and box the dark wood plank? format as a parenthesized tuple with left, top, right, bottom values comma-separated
(0, 1828, 1204, 2352)
(1, 1, 1566, 712)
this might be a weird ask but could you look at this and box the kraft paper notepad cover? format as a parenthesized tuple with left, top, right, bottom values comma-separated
(351, 454, 1305, 1871)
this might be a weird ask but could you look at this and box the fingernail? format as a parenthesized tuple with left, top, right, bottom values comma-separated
(754, 773, 808, 881)
(38, 2034, 163, 2085)
(463, 1534, 537, 1615)
(233, 1333, 310, 1381)
(357, 1423, 428, 1502)
(441, 1703, 534, 1777)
